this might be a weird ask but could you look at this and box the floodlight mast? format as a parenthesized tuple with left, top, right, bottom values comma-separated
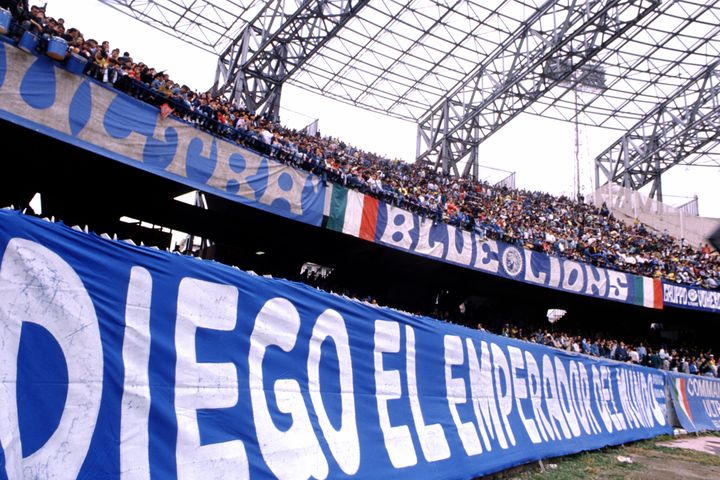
(594, 61, 720, 202)
(212, 0, 370, 121)
(415, 0, 661, 178)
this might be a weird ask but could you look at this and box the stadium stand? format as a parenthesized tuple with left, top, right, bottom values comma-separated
(1, 2, 717, 292)
(297, 267, 719, 377)
(3, 5, 720, 478)
(1, 0, 719, 367)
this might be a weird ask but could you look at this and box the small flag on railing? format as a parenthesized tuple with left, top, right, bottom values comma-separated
(302, 118, 319, 136)
(160, 103, 174, 120)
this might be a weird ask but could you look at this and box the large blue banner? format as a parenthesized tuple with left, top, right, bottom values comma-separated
(0, 42, 325, 226)
(668, 372, 720, 433)
(0, 210, 671, 479)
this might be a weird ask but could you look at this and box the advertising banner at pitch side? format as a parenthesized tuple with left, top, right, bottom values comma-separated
(668, 372, 720, 433)
(0, 210, 671, 479)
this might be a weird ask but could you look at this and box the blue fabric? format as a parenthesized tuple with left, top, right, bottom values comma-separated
(0, 210, 672, 479)
(668, 372, 720, 433)
(374, 203, 652, 309)
(662, 281, 720, 314)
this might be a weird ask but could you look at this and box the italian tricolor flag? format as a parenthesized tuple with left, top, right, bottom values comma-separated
(324, 186, 379, 241)
(632, 276, 663, 309)
(672, 377, 694, 427)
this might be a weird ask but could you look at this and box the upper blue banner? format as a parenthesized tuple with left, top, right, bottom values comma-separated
(371, 202, 664, 310)
(662, 281, 720, 314)
(0, 210, 672, 479)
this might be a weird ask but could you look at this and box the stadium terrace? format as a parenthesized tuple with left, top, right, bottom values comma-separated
(0, 2, 716, 292)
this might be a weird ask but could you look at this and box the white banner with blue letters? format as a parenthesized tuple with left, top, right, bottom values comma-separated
(0, 42, 326, 227)
(0, 210, 672, 479)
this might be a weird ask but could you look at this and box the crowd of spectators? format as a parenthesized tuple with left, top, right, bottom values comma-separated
(297, 268, 719, 377)
(2, 1, 718, 291)
(501, 324, 720, 377)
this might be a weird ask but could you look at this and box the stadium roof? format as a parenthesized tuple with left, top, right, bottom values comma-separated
(101, 0, 720, 132)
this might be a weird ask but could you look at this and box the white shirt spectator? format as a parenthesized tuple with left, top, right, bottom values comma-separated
(260, 129, 273, 145)
(629, 350, 639, 363)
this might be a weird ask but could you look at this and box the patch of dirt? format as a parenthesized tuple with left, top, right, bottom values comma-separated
(483, 435, 720, 480)
(623, 448, 720, 480)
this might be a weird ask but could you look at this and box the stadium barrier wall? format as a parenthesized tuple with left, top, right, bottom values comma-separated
(0, 209, 677, 479)
(2, 40, 718, 314)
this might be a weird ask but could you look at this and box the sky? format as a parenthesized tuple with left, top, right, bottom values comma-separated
(45, 0, 720, 218)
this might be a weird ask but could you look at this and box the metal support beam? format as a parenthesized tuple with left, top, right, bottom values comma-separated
(595, 61, 720, 201)
(415, 0, 660, 177)
(213, 0, 369, 120)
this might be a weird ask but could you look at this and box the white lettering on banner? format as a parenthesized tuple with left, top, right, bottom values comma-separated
(120, 267, 152, 480)
(570, 362, 599, 435)
(380, 205, 414, 251)
(650, 375, 666, 426)
(619, 371, 641, 429)
(523, 250, 547, 285)
(554, 358, 581, 438)
(548, 257, 561, 288)
(445, 336, 483, 455)
(249, 298, 329, 479)
(405, 326, 451, 462)
(635, 373, 650, 427)
(175, 278, 249, 480)
(415, 218, 445, 259)
(591, 366, 613, 432)
(702, 400, 720, 418)
(0, 238, 103, 480)
(609, 370, 627, 431)
(374, 320, 418, 468)
(379, 208, 414, 251)
(664, 285, 720, 312)
(473, 239, 500, 274)
(307, 309, 360, 475)
(445, 226, 473, 266)
(561, 261, 584, 293)
(524, 351, 555, 441)
(687, 378, 720, 398)
(507, 347, 542, 444)
(584, 265, 607, 297)
(697, 290, 720, 310)
(644, 373, 658, 427)
(567, 362, 590, 434)
(466, 340, 509, 451)
(606, 270, 629, 301)
(664, 284, 687, 305)
(491, 343, 516, 447)
(541, 355, 571, 440)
